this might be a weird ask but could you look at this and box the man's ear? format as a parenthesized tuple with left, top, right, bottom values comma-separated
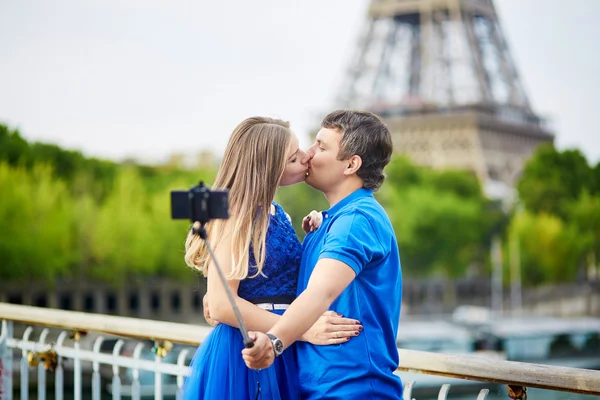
(343, 155, 362, 176)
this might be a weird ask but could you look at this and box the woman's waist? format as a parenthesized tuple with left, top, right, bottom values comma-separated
(247, 295, 296, 312)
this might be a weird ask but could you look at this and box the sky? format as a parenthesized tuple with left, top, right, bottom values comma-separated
(1, 0, 599, 165)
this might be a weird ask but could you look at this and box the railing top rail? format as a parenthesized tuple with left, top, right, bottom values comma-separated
(2, 302, 600, 396)
(398, 349, 600, 396)
(0, 302, 211, 345)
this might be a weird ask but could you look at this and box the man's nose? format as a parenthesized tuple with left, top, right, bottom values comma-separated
(300, 149, 312, 165)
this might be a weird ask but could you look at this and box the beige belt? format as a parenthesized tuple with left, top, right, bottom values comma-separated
(256, 303, 290, 311)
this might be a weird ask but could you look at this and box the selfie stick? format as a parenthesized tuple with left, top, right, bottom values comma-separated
(194, 222, 254, 349)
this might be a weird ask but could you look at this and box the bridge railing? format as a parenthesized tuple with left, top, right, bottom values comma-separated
(1, 303, 600, 400)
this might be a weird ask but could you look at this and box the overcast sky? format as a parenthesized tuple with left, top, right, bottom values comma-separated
(1, 0, 599, 165)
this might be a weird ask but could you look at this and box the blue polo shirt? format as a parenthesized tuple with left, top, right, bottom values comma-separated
(296, 188, 403, 399)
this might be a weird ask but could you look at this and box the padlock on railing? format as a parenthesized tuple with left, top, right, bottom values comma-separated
(38, 348, 59, 371)
(68, 330, 88, 342)
(508, 385, 528, 400)
(26, 348, 58, 371)
(26, 351, 39, 367)
(152, 340, 173, 358)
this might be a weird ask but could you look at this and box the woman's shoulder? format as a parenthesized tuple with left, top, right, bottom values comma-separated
(272, 202, 292, 223)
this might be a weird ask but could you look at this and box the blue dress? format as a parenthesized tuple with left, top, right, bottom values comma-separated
(183, 203, 303, 400)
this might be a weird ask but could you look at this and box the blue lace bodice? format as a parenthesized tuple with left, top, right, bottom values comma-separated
(237, 203, 302, 301)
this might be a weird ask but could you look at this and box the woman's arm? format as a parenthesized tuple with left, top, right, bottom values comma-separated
(205, 226, 281, 332)
(206, 220, 361, 342)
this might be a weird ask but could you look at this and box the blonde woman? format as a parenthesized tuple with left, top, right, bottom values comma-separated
(182, 117, 362, 400)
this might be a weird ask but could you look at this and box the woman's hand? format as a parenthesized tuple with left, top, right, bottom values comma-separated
(301, 311, 362, 345)
(302, 210, 324, 233)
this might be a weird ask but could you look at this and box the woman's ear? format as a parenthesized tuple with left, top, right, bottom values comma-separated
(343, 155, 362, 176)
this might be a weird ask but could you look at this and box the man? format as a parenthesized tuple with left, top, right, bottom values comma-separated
(242, 110, 403, 399)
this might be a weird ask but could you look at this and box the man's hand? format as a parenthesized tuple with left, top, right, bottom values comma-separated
(302, 210, 323, 233)
(241, 332, 275, 370)
(302, 311, 362, 345)
(203, 294, 220, 327)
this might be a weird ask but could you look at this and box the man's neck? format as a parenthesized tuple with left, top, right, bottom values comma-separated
(323, 179, 364, 208)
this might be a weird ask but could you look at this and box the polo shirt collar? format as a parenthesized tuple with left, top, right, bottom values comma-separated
(326, 187, 373, 217)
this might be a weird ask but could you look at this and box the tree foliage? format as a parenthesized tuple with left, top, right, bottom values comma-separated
(1, 123, 598, 287)
(517, 144, 593, 218)
(514, 144, 600, 282)
(0, 163, 76, 282)
(377, 156, 489, 278)
(0, 124, 208, 284)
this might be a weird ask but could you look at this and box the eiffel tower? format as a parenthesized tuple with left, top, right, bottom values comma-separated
(337, 0, 554, 189)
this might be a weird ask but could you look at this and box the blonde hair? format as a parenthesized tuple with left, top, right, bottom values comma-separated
(184, 117, 292, 280)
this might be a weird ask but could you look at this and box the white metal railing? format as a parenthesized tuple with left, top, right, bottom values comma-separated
(0, 303, 211, 400)
(1, 303, 600, 400)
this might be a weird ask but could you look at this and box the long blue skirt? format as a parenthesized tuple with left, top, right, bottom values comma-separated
(182, 314, 300, 400)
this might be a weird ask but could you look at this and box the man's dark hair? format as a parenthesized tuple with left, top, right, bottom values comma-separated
(321, 109, 393, 191)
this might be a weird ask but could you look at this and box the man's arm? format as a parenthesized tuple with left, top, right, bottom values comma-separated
(242, 258, 356, 369)
(207, 215, 361, 341)
(242, 210, 384, 369)
(270, 258, 356, 348)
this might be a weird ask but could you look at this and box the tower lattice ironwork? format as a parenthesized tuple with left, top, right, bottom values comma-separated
(337, 0, 553, 189)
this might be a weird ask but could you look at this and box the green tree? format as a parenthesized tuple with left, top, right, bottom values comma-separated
(0, 124, 225, 284)
(509, 211, 591, 285)
(88, 168, 211, 283)
(0, 162, 77, 282)
(425, 169, 482, 201)
(382, 155, 422, 188)
(144, 176, 211, 280)
(70, 192, 99, 279)
(0, 124, 120, 200)
(382, 185, 485, 277)
(276, 183, 329, 237)
(592, 162, 600, 195)
(566, 192, 600, 277)
(0, 125, 30, 165)
(89, 168, 164, 282)
(379, 156, 489, 278)
(517, 145, 593, 218)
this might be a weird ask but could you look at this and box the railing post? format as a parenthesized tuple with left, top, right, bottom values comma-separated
(131, 343, 145, 400)
(111, 339, 124, 400)
(70, 331, 86, 400)
(92, 337, 104, 400)
(37, 363, 45, 400)
(154, 355, 162, 400)
(20, 327, 33, 400)
(37, 329, 51, 400)
(176, 348, 190, 400)
(0, 320, 14, 400)
(437, 383, 451, 400)
(401, 380, 414, 400)
(152, 340, 172, 400)
(55, 332, 68, 400)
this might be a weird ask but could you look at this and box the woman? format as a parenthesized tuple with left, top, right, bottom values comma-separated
(182, 117, 361, 400)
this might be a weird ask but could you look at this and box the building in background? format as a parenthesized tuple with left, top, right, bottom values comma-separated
(337, 0, 553, 196)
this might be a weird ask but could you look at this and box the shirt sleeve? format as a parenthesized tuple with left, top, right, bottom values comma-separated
(319, 211, 385, 275)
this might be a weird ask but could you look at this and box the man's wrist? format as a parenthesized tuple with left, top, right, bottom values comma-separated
(266, 333, 284, 357)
